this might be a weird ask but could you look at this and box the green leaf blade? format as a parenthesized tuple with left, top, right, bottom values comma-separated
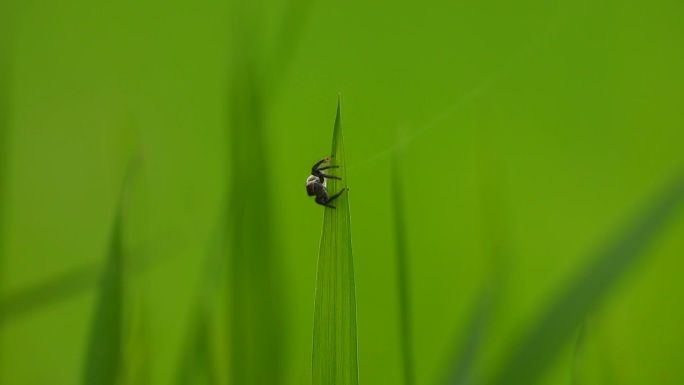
(312, 98, 359, 385)
(82, 200, 124, 385)
(225, 67, 285, 385)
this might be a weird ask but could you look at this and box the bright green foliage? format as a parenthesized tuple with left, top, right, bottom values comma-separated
(2, 1, 684, 385)
(487, 171, 684, 385)
(312, 99, 359, 385)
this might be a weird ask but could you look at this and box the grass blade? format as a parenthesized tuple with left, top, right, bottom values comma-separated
(570, 319, 587, 385)
(267, 0, 313, 89)
(176, 217, 226, 385)
(312, 98, 359, 385)
(82, 190, 126, 385)
(226, 65, 284, 384)
(0, 263, 100, 323)
(391, 147, 415, 385)
(177, 304, 220, 385)
(444, 289, 496, 385)
(488, 170, 684, 385)
(0, 243, 169, 324)
(82, 160, 140, 385)
(443, 125, 509, 385)
(119, 307, 152, 385)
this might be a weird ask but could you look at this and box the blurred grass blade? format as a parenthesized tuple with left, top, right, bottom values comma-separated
(0, 263, 100, 323)
(444, 289, 495, 385)
(488, 170, 684, 385)
(267, 0, 313, 88)
(391, 146, 414, 385)
(443, 117, 508, 385)
(119, 307, 152, 385)
(176, 216, 226, 385)
(312, 98, 359, 385)
(82, 193, 125, 385)
(177, 304, 219, 385)
(226, 64, 284, 384)
(82, 162, 138, 385)
(570, 317, 608, 385)
(0, 243, 169, 324)
(570, 319, 587, 385)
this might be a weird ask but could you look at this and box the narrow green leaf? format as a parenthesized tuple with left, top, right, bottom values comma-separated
(444, 133, 509, 385)
(0, 263, 100, 324)
(267, 0, 313, 88)
(119, 306, 152, 385)
(176, 304, 220, 385)
(0, 244, 168, 324)
(312, 98, 359, 385)
(391, 147, 415, 385)
(488, 170, 684, 385)
(82, 161, 139, 385)
(176, 218, 226, 385)
(444, 289, 495, 385)
(82, 196, 125, 385)
(226, 65, 284, 384)
(570, 319, 587, 385)
(569, 318, 609, 385)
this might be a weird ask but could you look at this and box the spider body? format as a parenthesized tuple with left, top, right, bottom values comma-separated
(306, 156, 347, 209)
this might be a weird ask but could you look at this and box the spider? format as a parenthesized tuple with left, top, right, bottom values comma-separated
(306, 155, 347, 209)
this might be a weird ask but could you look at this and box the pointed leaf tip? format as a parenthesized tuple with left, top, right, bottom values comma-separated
(312, 101, 358, 385)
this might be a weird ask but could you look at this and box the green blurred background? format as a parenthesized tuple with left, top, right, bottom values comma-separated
(1, 0, 684, 384)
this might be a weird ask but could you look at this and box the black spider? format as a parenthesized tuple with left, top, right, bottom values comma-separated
(305, 155, 347, 209)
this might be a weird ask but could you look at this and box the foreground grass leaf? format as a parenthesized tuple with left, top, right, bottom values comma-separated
(488, 170, 684, 385)
(312, 98, 359, 385)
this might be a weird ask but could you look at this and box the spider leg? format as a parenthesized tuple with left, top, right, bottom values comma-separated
(315, 194, 335, 209)
(320, 172, 342, 180)
(311, 156, 334, 173)
(317, 165, 339, 171)
(326, 188, 347, 204)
